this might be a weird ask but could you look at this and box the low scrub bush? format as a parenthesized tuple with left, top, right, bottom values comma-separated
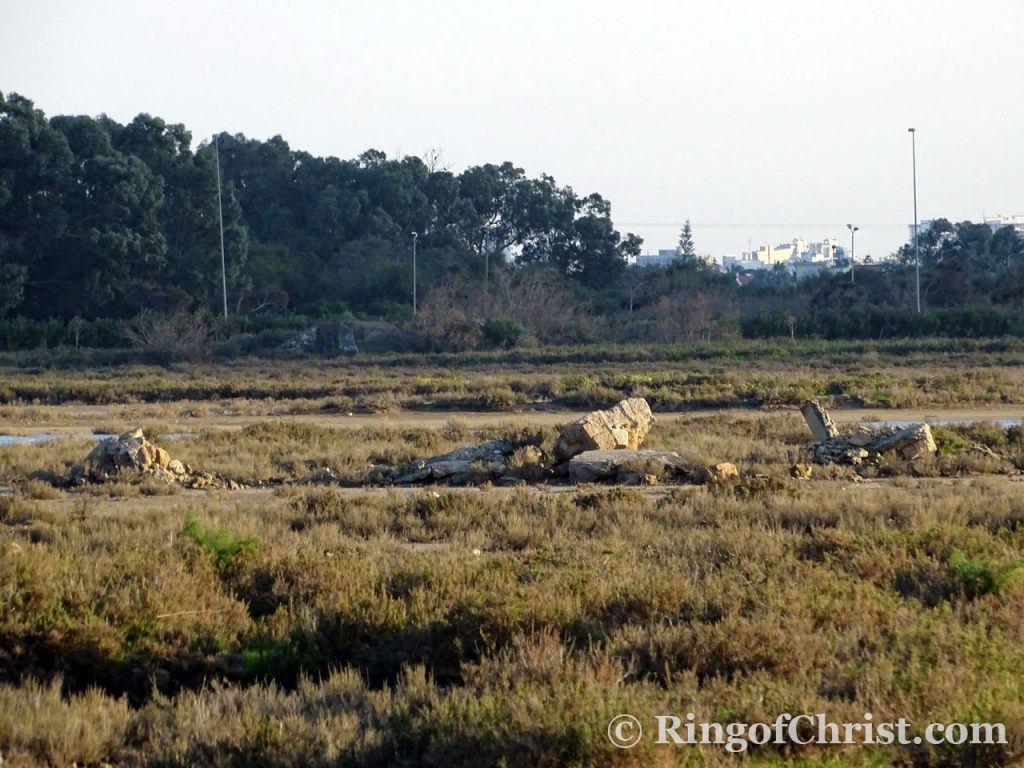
(183, 512, 261, 568)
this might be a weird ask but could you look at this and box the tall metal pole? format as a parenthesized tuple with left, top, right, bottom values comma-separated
(411, 232, 418, 318)
(847, 224, 858, 284)
(214, 135, 228, 318)
(909, 128, 920, 313)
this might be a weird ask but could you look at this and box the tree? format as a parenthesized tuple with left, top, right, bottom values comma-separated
(677, 219, 696, 263)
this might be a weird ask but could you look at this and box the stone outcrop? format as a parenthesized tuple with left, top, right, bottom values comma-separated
(554, 398, 654, 461)
(800, 401, 937, 466)
(73, 429, 240, 490)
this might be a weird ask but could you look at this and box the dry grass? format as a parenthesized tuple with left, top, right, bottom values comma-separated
(1, 472, 1023, 765)
(1, 353, 1024, 765)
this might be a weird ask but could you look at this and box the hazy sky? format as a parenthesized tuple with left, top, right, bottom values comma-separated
(3, 0, 1022, 260)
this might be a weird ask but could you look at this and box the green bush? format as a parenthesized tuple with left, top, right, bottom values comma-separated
(947, 549, 1021, 598)
(183, 512, 261, 568)
(481, 318, 523, 349)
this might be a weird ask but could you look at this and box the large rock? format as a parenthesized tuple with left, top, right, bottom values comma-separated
(874, 423, 937, 460)
(84, 428, 174, 479)
(568, 449, 690, 483)
(554, 398, 654, 462)
(76, 429, 239, 489)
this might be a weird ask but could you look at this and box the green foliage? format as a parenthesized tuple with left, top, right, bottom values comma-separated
(5, 90, 1024, 351)
(480, 317, 522, 349)
(183, 511, 260, 567)
(0, 91, 638, 331)
(677, 218, 696, 262)
(933, 426, 972, 456)
(947, 549, 1021, 599)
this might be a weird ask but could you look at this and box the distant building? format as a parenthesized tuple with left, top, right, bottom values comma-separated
(985, 215, 1024, 237)
(751, 242, 795, 265)
(634, 249, 679, 268)
(909, 219, 936, 243)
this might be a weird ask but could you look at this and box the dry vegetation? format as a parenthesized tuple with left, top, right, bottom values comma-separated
(4, 338, 1024, 417)
(2, 346, 1024, 766)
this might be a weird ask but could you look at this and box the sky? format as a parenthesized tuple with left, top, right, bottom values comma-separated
(3, 0, 1022, 261)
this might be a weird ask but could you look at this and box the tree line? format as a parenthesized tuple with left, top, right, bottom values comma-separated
(0, 92, 640, 325)
(3, 90, 1024, 353)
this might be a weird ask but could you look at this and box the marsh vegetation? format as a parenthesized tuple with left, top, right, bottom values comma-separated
(2, 348, 1024, 766)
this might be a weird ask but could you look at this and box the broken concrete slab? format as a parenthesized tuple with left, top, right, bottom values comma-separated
(392, 438, 520, 484)
(874, 423, 937, 461)
(554, 398, 654, 462)
(568, 449, 691, 483)
(800, 400, 937, 466)
(801, 400, 839, 442)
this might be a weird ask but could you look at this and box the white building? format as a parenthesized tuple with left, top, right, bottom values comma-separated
(985, 215, 1024, 237)
(634, 249, 679, 268)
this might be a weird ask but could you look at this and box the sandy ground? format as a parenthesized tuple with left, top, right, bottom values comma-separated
(3, 404, 1024, 437)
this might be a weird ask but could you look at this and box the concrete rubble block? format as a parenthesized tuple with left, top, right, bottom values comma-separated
(617, 472, 659, 486)
(800, 400, 839, 442)
(874, 423, 937, 461)
(568, 449, 690, 484)
(696, 462, 740, 484)
(78, 429, 240, 490)
(393, 439, 518, 484)
(790, 463, 813, 480)
(842, 448, 870, 465)
(554, 398, 654, 462)
(846, 428, 876, 447)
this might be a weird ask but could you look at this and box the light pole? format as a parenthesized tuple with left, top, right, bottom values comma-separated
(411, 231, 418, 318)
(909, 128, 920, 313)
(214, 134, 228, 318)
(847, 223, 859, 284)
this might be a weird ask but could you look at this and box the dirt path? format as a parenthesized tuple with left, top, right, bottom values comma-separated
(4, 404, 1023, 437)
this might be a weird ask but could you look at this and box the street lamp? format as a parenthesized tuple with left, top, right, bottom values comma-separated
(847, 223, 859, 284)
(908, 128, 920, 313)
(214, 134, 228, 318)
(411, 232, 418, 318)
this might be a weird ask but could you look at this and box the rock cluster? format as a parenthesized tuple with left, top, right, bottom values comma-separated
(390, 398, 735, 487)
(72, 429, 240, 490)
(801, 402, 937, 466)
